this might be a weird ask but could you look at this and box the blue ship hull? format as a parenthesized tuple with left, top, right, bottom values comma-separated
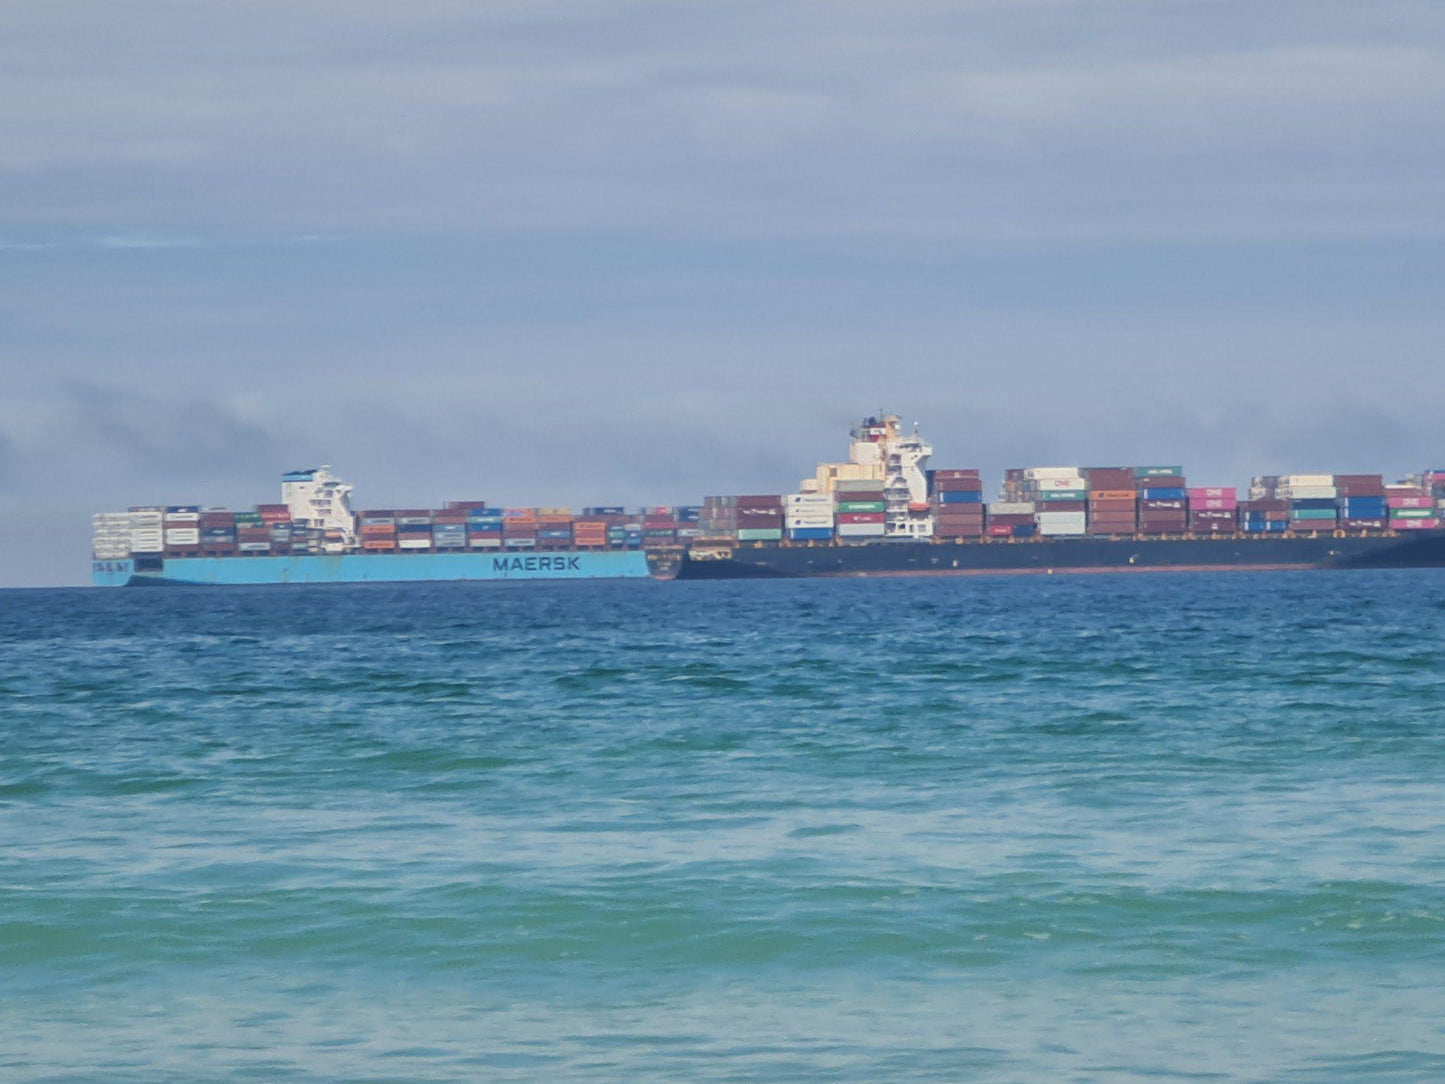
(92, 550, 657, 586)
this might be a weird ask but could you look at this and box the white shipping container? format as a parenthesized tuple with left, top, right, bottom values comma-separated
(130, 510, 163, 525)
(786, 493, 832, 505)
(1033, 476, 1087, 490)
(1282, 474, 1333, 487)
(988, 502, 1037, 515)
(130, 538, 163, 553)
(1024, 467, 1084, 482)
(1282, 486, 1338, 500)
(398, 538, 432, 550)
(1036, 512, 1087, 536)
(164, 512, 200, 524)
(837, 523, 886, 537)
(164, 528, 200, 544)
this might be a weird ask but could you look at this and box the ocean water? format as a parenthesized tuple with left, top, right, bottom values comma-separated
(3, 571, 1445, 1082)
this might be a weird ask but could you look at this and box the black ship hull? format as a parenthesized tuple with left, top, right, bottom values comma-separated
(677, 530, 1445, 580)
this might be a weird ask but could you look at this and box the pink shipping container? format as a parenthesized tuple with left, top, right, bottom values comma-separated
(1187, 488, 1237, 500)
(1388, 495, 1433, 509)
(986, 524, 1014, 537)
(1394, 518, 1442, 529)
(1192, 497, 1238, 511)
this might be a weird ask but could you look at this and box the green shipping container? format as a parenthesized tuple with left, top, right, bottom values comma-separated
(1391, 508, 1434, 519)
(1132, 465, 1183, 477)
(835, 500, 887, 513)
(1292, 508, 1337, 520)
(737, 528, 784, 542)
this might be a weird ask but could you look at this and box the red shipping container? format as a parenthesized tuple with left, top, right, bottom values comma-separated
(1085, 468, 1134, 488)
(837, 512, 886, 524)
(934, 469, 982, 481)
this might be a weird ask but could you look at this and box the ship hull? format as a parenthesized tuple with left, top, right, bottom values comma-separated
(92, 550, 656, 586)
(676, 530, 1445, 579)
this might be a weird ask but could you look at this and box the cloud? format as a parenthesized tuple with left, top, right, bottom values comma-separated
(0, 1, 1441, 242)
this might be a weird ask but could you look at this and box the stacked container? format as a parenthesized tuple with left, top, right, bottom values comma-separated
(359, 510, 397, 552)
(785, 493, 834, 541)
(1239, 499, 1289, 533)
(674, 505, 703, 545)
(985, 501, 1037, 539)
(392, 509, 432, 551)
(1084, 468, 1137, 536)
(833, 480, 884, 541)
(1186, 487, 1237, 534)
(572, 517, 608, 548)
(1387, 484, 1439, 531)
(233, 507, 272, 554)
(199, 509, 237, 555)
(641, 506, 677, 548)
(1135, 467, 1188, 534)
(128, 508, 165, 554)
(432, 508, 467, 550)
(932, 469, 984, 539)
(737, 495, 785, 542)
(1277, 475, 1337, 532)
(1005, 468, 1087, 536)
(699, 496, 738, 540)
(502, 508, 538, 549)
(536, 507, 574, 550)
(466, 508, 504, 548)
(1334, 475, 1388, 530)
(92, 513, 133, 559)
(163, 505, 201, 557)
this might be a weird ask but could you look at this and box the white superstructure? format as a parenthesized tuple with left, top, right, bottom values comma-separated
(281, 466, 357, 548)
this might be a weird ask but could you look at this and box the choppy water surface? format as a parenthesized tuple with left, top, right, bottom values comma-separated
(3, 572, 1445, 1081)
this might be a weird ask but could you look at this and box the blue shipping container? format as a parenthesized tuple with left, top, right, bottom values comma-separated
(1012, 524, 1037, 537)
(1140, 487, 1186, 500)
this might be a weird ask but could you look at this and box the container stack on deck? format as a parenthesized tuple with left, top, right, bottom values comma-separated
(162, 506, 200, 557)
(1187, 487, 1238, 534)
(833, 480, 886, 541)
(785, 493, 834, 541)
(1084, 468, 1137, 536)
(92, 514, 132, 560)
(1134, 467, 1188, 534)
(1278, 475, 1338, 532)
(1388, 482, 1440, 531)
(932, 469, 985, 539)
(1334, 475, 1387, 531)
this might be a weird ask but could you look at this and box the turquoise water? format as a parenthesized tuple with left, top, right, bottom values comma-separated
(3, 572, 1445, 1081)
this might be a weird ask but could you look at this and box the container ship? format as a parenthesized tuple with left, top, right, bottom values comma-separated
(91, 414, 1445, 586)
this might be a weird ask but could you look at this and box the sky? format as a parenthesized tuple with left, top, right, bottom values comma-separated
(1, 0, 1442, 586)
